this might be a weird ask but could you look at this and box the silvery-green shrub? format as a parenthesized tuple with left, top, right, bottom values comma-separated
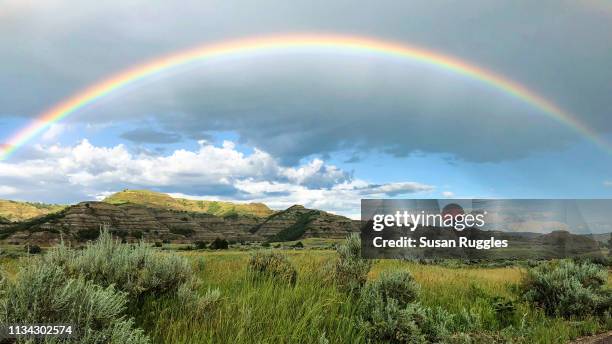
(368, 270, 419, 308)
(176, 278, 221, 316)
(521, 260, 610, 318)
(357, 269, 451, 343)
(358, 296, 452, 344)
(247, 251, 297, 285)
(46, 230, 192, 299)
(334, 233, 371, 293)
(0, 263, 149, 344)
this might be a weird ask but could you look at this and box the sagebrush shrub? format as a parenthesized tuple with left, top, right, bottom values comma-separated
(0, 263, 149, 344)
(357, 269, 451, 343)
(446, 331, 510, 344)
(334, 233, 371, 293)
(521, 260, 610, 317)
(46, 230, 192, 299)
(369, 270, 419, 308)
(248, 251, 297, 285)
(176, 278, 221, 317)
(359, 298, 427, 344)
(358, 296, 452, 344)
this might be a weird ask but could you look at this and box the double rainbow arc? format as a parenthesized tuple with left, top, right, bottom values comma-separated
(0, 34, 607, 160)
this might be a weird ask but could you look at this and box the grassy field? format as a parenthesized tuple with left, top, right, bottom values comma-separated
(1, 243, 610, 343)
(134, 249, 609, 344)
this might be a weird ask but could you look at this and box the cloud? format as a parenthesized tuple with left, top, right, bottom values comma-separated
(0, 185, 18, 196)
(0, 1, 611, 163)
(356, 182, 433, 196)
(228, 179, 433, 216)
(280, 159, 351, 188)
(0, 140, 433, 216)
(120, 128, 182, 144)
(442, 191, 454, 198)
(46, 56, 584, 165)
(41, 123, 66, 141)
(604, 181, 612, 187)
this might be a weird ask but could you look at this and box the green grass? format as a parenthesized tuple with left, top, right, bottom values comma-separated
(0, 199, 66, 222)
(1, 247, 610, 343)
(136, 250, 363, 343)
(132, 250, 610, 344)
(103, 189, 274, 218)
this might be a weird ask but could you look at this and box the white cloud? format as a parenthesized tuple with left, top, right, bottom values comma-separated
(442, 191, 454, 198)
(281, 158, 351, 188)
(0, 186, 18, 196)
(604, 181, 612, 187)
(227, 179, 433, 216)
(0, 140, 433, 217)
(41, 123, 66, 141)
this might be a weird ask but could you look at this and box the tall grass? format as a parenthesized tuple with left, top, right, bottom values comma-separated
(1, 241, 610, 343)
(136, 250, 364, 343)
(133, 250, 610, 344)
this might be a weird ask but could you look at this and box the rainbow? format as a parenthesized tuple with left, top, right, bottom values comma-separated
(0, 33, 608, 160)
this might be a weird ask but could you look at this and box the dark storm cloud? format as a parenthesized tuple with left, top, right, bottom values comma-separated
(88, 58, 580, 163)
(356, 182, 434, 196)
(120, 128, 182, 144)
(1, 0, 611, 163)
(344, 154, 362, 164)
(262, 191, 292, 197)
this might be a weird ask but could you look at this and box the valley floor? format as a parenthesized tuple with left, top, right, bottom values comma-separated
(1, 246, 610, 343)
(139, 249, 610, 344)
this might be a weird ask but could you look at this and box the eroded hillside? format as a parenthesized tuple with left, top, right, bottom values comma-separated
(1, 200, 360, 245)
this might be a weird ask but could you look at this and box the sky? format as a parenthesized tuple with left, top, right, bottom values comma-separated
(0, 0, 611, 218)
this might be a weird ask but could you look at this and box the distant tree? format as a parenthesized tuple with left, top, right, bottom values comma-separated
(291, 241, 304, 249)
(209, 238, 229, 250)
(77, 228, 100, 241)
(194, 241, 207, 250)
(25, 244, 41, 254)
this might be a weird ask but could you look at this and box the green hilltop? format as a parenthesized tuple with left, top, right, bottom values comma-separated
(103, 189, 275, 218)
(0, 199, 66, 222)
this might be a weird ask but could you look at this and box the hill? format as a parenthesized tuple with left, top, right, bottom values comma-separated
(104, 190, 274, 218)
(584, 233, 611, 244)
(251, 205, 358, 242)
(0, 199, 66, 222)
(0, 201, 360, 245)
